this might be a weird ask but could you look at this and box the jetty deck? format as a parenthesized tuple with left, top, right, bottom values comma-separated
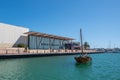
(0, 48, 105, 59)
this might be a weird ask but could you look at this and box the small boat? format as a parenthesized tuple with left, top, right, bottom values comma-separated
(112, 49, 120, 53)
(75, 55, 92, 64)
(74, 29, 92, 64)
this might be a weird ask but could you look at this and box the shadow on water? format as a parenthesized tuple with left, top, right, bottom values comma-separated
(74, 62, 93, 78)
(0, 59, 13, 62)
(75, 62, 92, 68)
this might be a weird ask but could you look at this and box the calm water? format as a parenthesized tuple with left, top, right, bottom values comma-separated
(0, 53, 120, 80)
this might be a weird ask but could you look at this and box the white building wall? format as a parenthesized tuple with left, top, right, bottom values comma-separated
(0, 23, 29, 48)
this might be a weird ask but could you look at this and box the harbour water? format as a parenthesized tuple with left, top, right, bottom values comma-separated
(0, 53, 120, 80)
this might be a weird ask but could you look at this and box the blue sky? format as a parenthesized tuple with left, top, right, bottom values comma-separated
(0, 0, 120, 48)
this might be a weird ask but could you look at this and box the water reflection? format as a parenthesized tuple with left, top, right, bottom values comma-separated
(75, 62, 92, 68)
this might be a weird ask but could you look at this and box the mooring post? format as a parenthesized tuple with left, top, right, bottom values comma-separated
(18, 48, 19, 54)
(6, 49, 8, 54)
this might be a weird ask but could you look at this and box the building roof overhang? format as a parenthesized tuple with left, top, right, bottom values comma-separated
(24, 31, 75, 40)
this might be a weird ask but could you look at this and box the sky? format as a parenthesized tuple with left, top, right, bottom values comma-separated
(0, 0, 120, 48)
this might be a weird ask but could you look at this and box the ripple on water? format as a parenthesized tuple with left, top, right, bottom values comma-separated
(0, 53, 120, 80)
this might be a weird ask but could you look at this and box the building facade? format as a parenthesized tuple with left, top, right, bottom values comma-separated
(0, 23, 74, 49)
(25, 31, 74, 50)
(0, 23, 29, 48)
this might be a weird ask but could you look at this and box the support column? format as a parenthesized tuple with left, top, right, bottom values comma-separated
(71, 40, 73, 52)
(51, 39, 55, 53)
(36, 36, 38, 53)
(59, 40, 61, 52)
(37, 37, 42, 49)
(49, 38, 51, 53)
(28, 35, 30, 49)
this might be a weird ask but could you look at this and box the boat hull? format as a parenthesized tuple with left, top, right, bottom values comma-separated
(74, 56, 92, 64)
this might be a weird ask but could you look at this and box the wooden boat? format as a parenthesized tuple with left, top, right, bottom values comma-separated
(74, 29, 92, 64)
(75, 55, 92, 64)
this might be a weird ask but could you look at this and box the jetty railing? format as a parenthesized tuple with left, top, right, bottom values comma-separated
(0, 48, 104, 55)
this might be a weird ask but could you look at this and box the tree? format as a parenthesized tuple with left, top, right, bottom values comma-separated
(17, 43, 26, 48)
(84, 42, 90, 50)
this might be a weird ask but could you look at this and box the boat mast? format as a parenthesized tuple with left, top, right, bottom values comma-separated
(80, 29, 84, 54)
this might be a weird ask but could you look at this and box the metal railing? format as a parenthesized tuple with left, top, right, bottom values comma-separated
(0, 48, 103, 55)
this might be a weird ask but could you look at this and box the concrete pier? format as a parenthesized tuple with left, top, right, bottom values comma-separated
(0, 48, 105, 59)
